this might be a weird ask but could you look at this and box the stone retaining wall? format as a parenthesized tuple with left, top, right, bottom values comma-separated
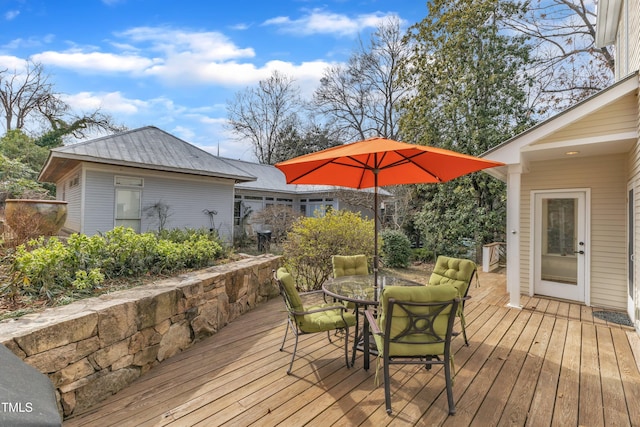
(0, 254, 281, 419)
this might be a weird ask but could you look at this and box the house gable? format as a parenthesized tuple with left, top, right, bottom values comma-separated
(483, 72, 639, 179)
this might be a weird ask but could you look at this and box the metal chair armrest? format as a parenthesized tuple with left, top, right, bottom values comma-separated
(364, 309, 382, 335)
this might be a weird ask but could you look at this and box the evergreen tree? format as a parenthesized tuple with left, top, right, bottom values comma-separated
(400, 0, 534, 257)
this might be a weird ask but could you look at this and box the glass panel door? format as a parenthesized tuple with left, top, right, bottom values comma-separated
(534, 191, 586, 301)
(541, 198, 577, 284)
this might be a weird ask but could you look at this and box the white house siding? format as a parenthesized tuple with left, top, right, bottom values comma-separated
(615, 0, 640, 79)
(57, 165, 83, 232)
(81, 165, 235, 242)
(531, 94, 638, 144)
(520, 154, 628, 309)
(630, 95, 640, 325)
(140, 174, 235, 241)
(83, 168, 118, 236)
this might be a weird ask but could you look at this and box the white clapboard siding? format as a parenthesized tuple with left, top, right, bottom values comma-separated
(520, 153, 628, 309)
(82, 166, 236, 242)
(532, 94, 637, 145)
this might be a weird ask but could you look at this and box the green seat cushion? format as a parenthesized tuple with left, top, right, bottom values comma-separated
(332, 254, 369, 277)
(297, 304, 356, 333)
(376, 285, 458, 357)
(428, 256, 476, 298)
(277, 267, 355, 333)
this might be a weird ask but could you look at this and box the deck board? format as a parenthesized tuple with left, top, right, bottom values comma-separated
(63, 271, 640, 427)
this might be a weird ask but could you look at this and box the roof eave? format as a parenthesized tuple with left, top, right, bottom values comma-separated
(39, 152, 256, 183)
(481, 71, 639, 165)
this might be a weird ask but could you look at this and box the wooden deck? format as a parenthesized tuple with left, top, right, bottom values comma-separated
(64, 271, 640, 427)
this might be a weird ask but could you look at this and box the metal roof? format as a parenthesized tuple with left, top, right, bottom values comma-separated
(38, 126, 256, 183)
(225, 158, 391, 196)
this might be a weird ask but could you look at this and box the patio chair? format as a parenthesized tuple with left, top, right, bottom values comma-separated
(428, 256, 477, 346)
(274, 267, 356, 374)
(331, 254, 369, 311)
(332, 254, 369, 277)
(364, 284, 460, 415)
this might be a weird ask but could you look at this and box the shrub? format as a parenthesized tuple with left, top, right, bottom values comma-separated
(8, 227, 224, 300)
(412, 247, 435, 263)
(381, 229, 412, 268)
(282, 210, 375, 291)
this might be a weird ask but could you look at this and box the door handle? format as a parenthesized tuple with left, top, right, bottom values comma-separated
(574, 250, 584, 255)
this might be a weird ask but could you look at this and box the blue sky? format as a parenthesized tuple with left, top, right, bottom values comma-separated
(0, 0, 427, 161)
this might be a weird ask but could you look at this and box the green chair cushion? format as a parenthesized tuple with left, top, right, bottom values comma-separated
(277, 267, 356, 333)
(376, 285, 458, 357)
(332, 254, 369, 277)
(297, 303, 356, 333)
(276, 267, 303, 311)
(428, 256, 476, 298)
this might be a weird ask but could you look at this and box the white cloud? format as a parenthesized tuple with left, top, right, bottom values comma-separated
(32, 51, 159, 73)
(0, 54, 28, 70)
(116, 27, 255, 61)
(2, 34, 55, 50)
(229, 23, 250, 31)
(61, 91, 149, 115)
(18, 24, 335, 90)
(263, 8, 397, 37)
(5, 10, 19, 21)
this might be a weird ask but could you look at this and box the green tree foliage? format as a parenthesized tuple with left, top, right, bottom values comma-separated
(272, 123, 341, 163)
(282, 210, 375, 291)
(0, 130, 50, 200)
(400, 0, 534, 258)
(381, 229, 412, 268)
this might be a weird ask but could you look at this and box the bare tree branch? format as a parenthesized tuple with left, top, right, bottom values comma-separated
(226, 71, 302, 164)
(312, 17, 412, 142)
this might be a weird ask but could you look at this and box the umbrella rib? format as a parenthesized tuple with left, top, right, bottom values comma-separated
(285, 156, 375, 184)
(385, 151, 444, 182)
(285, 158, 339, 183)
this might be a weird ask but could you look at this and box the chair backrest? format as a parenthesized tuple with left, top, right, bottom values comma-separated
(275, 267, 303, 312)
(332, 254, 369, 277)
(378, 285, 459, 357)
(428, 256, 477, 299)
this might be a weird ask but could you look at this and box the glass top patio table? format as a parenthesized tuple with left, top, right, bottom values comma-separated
(322, 274, 423, 306)
(322, 274, 423, 370)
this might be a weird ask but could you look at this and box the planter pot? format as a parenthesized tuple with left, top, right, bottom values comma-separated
(4, 199, 68, 236)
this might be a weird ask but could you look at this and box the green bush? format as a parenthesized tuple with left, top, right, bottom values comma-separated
(282, 210, 375, 291)
(412, 247, 435, 263)
(381, 229, 412, 268)
(9, 227, 223, 300)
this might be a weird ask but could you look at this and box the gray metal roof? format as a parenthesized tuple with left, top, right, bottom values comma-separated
(39, 126, 256, 183)
(225, 158, 390, 196)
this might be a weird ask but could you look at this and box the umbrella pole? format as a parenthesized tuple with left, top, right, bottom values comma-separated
(373, 172, 379, 301)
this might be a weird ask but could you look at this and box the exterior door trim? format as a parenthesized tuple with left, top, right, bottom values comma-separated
(628, 182, 636, 322)
(530, 188, 591, 305)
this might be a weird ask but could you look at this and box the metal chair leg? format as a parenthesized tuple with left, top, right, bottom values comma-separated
(287, 331, 299, 375)
(384, 355, 392, 414)
(279, 321, 290, 351)
(343, 324, 350, 369)
(444, 355, 456, 415)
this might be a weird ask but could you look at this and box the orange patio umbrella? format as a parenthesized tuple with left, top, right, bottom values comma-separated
(275, 137, 504, 289)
